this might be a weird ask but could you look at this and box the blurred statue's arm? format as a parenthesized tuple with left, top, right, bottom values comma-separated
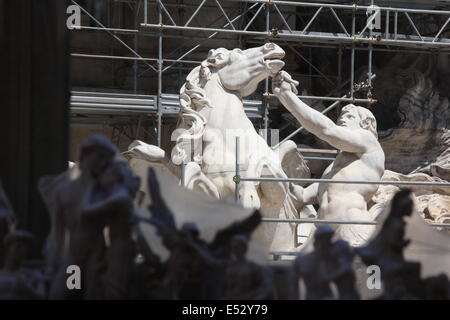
(82, 183, 130, 216)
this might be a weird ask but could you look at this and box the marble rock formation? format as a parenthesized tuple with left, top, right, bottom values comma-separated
(357, 189, 450, 299)
(363, 54, 450, 245)
(375, 54, 450, 181)
(369, 183, 450, 283)
(370, 170, 450, 229)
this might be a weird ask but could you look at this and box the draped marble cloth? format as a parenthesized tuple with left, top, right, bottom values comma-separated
(137, 168, 268, 264)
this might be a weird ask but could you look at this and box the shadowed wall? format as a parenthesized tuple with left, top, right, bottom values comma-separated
(0, 0, 70, 257)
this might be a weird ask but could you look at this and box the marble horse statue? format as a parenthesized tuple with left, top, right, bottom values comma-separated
(125, 44, 315, 251)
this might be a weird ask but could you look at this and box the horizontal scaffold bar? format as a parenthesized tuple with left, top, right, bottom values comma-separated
(239, 177, 450, 187)
(141, 24, 450, 49)
(298, 148, 339, 154)
(303, 156, 335, 161)
(261, 218, 450, 228)
(224, 0, 450, 15)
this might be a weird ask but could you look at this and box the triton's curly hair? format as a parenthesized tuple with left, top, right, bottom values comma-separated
(341, 104, 378, 138)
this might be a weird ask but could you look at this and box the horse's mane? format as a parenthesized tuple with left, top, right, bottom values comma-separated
(172, 48, 230, 165)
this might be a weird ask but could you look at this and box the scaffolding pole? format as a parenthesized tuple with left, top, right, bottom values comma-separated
(350, 5, 355, 99)
(157, 2, 162, 147)
(234, 136, 241, 203)
(367, 0, 374, 96)
(263, 2, 270, 141)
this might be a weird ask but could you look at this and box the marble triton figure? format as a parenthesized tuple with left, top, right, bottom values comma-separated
(272, 71, 385, 246)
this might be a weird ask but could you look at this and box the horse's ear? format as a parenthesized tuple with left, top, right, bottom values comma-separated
(207, 49, 215, 58)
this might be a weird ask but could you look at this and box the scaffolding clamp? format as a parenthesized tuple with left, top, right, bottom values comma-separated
(368, 36, 381, 43)
(269, 28, 279, 37)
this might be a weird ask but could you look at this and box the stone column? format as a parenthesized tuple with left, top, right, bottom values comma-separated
(0, 0, 70, 257)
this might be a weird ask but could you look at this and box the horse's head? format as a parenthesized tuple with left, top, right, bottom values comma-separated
(202, 43, 285, 97)
(174, 44, 285, 166)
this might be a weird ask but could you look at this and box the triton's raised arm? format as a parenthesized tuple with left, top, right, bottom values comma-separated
(271, 71, 385, 246)
(272, 71, 378, 153)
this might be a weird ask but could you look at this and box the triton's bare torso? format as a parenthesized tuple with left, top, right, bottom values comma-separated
(318, 145, 385, 219)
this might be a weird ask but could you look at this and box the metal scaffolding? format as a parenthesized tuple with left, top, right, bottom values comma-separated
(70, 0, 450, 146)
(69, 1, 450, 257)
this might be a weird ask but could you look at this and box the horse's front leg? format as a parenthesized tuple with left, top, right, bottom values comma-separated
(238, 179, 261, 209)
(244, 155, 288, 210)
(260, 171, 289, 210)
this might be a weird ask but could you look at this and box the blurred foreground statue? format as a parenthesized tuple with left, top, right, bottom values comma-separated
(294, 226, 359, 300)
(0, 187, 44, 299)
(326, 239, 360, 300)
(46, 135, 139, 299)
(223, 234, 273, 300)
(141, 168, 269, 299)
(0, 182, 16, 267)
(0, 231, 45, 299)
(294, 226, 334, 300)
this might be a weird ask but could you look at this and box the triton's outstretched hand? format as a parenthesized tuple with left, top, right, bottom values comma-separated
(272, 71, 299, 96)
